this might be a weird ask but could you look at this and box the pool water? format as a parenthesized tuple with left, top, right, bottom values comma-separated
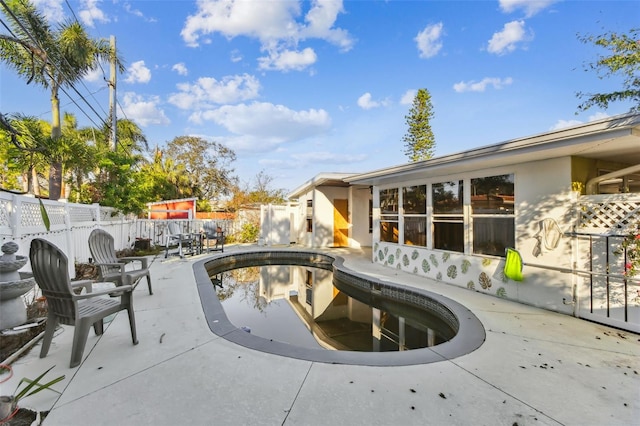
(212, 264, 455, 352)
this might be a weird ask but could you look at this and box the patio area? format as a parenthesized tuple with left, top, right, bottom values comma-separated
(2, 244, 638, 425)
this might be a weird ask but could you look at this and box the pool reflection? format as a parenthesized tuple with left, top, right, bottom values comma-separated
(211, 264, 455, 353)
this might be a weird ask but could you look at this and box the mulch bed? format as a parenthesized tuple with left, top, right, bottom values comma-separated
(2, 408, 49, 426)
(0, 263, 98, 362)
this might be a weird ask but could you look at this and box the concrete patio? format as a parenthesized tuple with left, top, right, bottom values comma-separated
(2, 244, 638, 425)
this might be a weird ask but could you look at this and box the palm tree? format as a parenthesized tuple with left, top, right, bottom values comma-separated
(0, 114, 50, 194)
(0, 0, 124, 199)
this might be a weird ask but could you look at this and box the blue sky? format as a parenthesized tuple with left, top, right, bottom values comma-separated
(1, 0, 637, 194)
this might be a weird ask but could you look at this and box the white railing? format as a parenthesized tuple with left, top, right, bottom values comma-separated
(0, 192, 135, 277)
(0, 192, 244, 276)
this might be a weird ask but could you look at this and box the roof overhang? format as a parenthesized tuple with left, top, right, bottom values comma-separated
(288, 172, 359, 199)
(345, 113, 640, 187)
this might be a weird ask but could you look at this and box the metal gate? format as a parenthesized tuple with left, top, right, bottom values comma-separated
(575, 195, 640, 333)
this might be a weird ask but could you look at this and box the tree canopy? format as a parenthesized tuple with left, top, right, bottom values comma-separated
(0, 0, 124, 199)
(163, 136, 237, 202)
(577, 28, 640, 112)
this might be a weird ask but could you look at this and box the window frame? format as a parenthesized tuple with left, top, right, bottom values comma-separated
(470, 173, 515, 256)
(402, 185, 427, 247)
(431, 180, 464, 253)
(379, 188, 399, 243)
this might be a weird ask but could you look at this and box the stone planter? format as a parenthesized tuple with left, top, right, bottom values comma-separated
(0, 242, 36, 330)
(0, 395, 17, 422)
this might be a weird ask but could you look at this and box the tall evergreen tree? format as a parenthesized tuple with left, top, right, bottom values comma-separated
(403, 88, 436, 162)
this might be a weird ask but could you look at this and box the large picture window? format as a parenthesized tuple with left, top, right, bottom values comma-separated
(380, 188, 399, 243)
(432, 181, 464, 252)
(403, 185, 426, 246)
(471, 174, 514, 256)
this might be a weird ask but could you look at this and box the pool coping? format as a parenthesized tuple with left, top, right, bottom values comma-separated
(193, 249, 486, 366)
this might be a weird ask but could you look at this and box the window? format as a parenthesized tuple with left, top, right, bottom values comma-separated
(379, 188, 398, 243)
(471, 174, 514, 256)
(306, 199, 313, 232)
(403, 185, 426, 246)
(432, 181, 464, 252)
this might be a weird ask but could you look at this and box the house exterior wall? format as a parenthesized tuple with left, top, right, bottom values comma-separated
(290, 186, 371, 249)
(348, 186, 372, 248)
(372, 156, 578, 315)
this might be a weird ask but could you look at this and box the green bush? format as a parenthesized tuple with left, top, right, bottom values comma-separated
(237, 222, 259, 243)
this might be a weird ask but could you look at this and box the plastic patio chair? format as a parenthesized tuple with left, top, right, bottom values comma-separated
(88, 229, 153, 295)
(164, 222, 196, 258)
(201, 222, 224, 253)
(29, 238, 139, 368)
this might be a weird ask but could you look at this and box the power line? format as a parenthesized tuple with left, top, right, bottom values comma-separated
(0, 3, 109, 128)
(61, 0, 110, 119)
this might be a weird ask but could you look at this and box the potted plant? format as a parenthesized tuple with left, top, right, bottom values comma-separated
(0, 365, 64, 423)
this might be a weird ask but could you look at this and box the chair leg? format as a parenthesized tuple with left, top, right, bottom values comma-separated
(127, 307, 138, 345)
(70, 320, 92, 368)
(146, 274, 153, 295)
(39, 315, 58, 359)
(93, 319, 104, 335)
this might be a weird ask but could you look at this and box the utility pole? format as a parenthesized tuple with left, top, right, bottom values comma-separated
(108, 35, 117, 151)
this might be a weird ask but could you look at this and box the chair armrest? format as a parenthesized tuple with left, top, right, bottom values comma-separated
(92, 262, 128, 284)
(119, 256, 149, 269)
(71, 279, 94, 293)
(74, 284, 134, 300)
(94, 262, 126, 269)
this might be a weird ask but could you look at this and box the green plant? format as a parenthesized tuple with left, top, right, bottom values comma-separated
(12, 366, 65, 403)
(0, 365, 64, 421)
(238, 222, 259, 243)
(615, 223, 640, 277)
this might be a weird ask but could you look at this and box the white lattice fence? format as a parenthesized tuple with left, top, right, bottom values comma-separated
(578, 194, 640, 233)
(1, 193, 136, 269)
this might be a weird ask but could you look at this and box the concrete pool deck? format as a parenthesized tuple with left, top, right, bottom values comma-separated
(3, 244, 639, 425)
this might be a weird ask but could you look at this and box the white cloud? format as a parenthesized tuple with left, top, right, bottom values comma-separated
(120, 92, 170, 127)
(291, 151, 366, 164)
(357, 93, 389, 110)
(191, 102, 331, 143)
(123, 2, 156, 21)
(415, 22, 444, 59)
(33, 0, 65, 23)
(299, 0, 354, 52)
(230, 50, 243, 63)
(453, 77, 513, 93)
(78, 0, 110, 27)
(400, 90, 417, 105)
(587, 112, 610, 122)
(181, 0, 353, 71)
(487, 20, 531, 55)
(125, 61, 152, 84)
(168, 74, 260, 110)
(499, 0, 558, 18)
(84, 67, 104, 83)
(550, 112, 610, 130)
(172, 63, 189, 76)
(258, 47, 318, 71)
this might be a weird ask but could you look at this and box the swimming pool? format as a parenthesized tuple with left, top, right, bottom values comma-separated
(193, 250, 485, 366)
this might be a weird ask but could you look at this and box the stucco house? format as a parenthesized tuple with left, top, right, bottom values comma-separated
(260, 112, 640, 333)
